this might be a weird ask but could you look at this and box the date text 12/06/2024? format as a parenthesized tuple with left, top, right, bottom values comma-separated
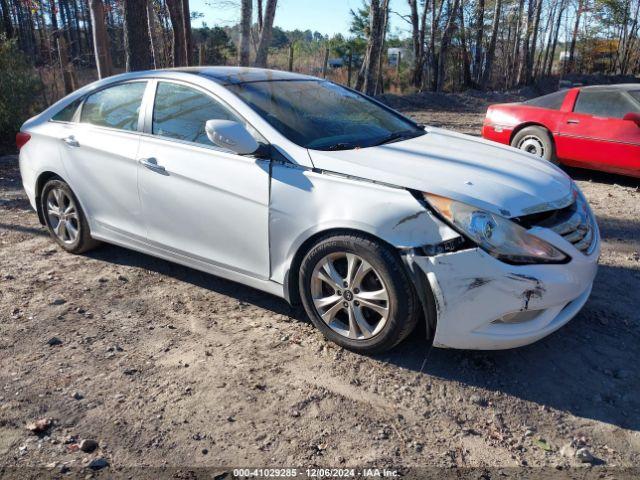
(232, 468, 400, 478)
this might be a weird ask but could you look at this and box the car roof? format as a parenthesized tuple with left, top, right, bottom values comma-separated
(169, 67, 319, 85)
(579, 83, 640, 92)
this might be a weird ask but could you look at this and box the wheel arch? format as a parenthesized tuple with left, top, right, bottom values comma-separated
(283, 226, 438, 342)
(284, 227, 396, 305)
(509, 122, 556, 147)
(34, 171, 64, 225)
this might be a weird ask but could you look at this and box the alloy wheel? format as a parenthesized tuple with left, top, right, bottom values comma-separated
(46, 187, 80, 244)
(310, 252, 390, 340)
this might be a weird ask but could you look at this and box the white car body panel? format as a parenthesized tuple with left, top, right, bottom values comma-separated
(138, 134, 271, 279)
(18, 67, 600, 350)
(308, 127, 574, 218)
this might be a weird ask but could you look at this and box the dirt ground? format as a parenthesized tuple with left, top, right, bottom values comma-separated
(1, 93, 639, 479)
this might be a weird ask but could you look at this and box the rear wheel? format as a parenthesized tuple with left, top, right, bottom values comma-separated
(511, 126, 557, 164)
(41, 179, 100, 254)
(299, 233, 419, 353)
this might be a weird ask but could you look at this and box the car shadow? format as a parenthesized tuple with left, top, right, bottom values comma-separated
(564, 166, 640, 188)
(88, 241, 640, 432)
(376, 262, 640, 432)
(86, 243, 300, 320)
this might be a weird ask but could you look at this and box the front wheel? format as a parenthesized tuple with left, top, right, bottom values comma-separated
(299, 234, 420, 353)
(511, 126, 557, 164)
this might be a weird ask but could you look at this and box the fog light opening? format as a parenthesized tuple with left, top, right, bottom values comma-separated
(492, 310, 543, 324)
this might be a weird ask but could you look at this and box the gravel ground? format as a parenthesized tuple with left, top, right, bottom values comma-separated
(1, 93, 639, 479)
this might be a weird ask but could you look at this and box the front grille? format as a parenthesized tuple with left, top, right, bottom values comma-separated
(516, 200, 596, 254)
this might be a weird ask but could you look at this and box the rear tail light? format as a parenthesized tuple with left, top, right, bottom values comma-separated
(16, 132, 31, 150)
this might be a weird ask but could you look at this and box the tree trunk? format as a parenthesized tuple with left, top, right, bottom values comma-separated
(254, 0, 277, 67)
(621, 0, 639, 74)
(473, 0, 485, 82)
(567, 0, 584, 73)
(181, 0, 192, 65)
(0, 0, 13, 38)
(481, 0, 502, 87)
(257, 0, 263, 31)
(50, 0, 75, 94)
(429, 0, 438, 90)
(358, 0, 389, 95)
(540, 2, 557, 77)
(437, 0, 461, 91)
(408, 0, 421, 87)
(459, 1, 473, 88)
(547, 0, 565, 75)
(238, 0, 252, 66)
(166, 0, 186, 66)
(147, 0, 159, 68)
(517, 0, 534, 84)
(123, 0, 153, 71)
(526, 0, 543, 82)
(509, 0, 525, 86)
(89, 0, 113, 78)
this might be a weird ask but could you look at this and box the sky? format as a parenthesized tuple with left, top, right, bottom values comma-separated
(190, 0, 413, 38)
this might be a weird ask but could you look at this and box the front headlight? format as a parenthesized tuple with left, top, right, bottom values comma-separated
(423, 193, 568, 264)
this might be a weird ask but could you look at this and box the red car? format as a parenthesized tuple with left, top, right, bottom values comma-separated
(482, 84, 640, 178)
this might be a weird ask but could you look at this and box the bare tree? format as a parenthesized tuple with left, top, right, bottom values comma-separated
(546, 0, 565, 75)
(567, 0, 585, 72)
(123, 0, 153, 71)
(437, 0, 461, 91)
(0, 0, 13, 38)
(166, 0, 186, 66)
(408, 0, 428, 89)
(481, 0, 502, 87)
(254, 0, 277, 67)
(182, 0, 192, 65)
(357, 0, 390, 95)
(239, 0, 252, 66)
(473, 0, 485, 82)
(89, 0, 113, 78)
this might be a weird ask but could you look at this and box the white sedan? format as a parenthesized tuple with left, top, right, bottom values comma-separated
(17, 68, 599, 352)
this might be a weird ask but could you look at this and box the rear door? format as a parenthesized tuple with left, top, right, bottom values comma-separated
(60, 81, 147, 240)
(556, 89, 640, 175)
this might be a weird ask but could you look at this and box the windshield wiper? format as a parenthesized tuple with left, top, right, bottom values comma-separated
(371, 130, 423, 147)
(321, 142, 360, 151)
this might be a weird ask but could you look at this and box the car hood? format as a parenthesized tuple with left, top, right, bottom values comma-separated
(307, 127, 574, 218)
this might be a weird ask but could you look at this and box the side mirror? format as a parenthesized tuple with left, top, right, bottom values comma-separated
(205, 119, 259, 155)
(623, 112, 640, 127)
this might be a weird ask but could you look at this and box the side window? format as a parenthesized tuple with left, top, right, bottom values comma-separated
(524, 90, 568, 110)
(152, 82, 241, 145)
(573, 90, 638, 119)
(80, 82, 147, 131)
(51, 99, 82, 122)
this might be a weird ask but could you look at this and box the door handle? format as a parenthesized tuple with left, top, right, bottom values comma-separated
(139, 157, 166, 174)
(566, 119, 580, 124)
(62, 135, 80, 147)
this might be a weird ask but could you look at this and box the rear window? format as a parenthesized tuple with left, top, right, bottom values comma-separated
(630, 91, 640, 103)
(80, 82, 147, 131)
(574, 90, 639, 118)
(51, 99, 82, 122)
(523, 90, 568, 110)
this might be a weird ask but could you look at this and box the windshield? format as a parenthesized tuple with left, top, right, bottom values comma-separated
(226, 80, 425, 150)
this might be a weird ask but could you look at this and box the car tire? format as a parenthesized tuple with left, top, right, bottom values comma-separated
(40, 178, 100, 254)
(299, 233, 420, 353)
(511, 126, 557, 164)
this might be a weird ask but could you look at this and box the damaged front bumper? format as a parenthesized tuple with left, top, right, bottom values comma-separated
(410, 232, 600, 350)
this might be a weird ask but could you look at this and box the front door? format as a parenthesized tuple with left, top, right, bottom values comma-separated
(137, 80, 271, 279)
